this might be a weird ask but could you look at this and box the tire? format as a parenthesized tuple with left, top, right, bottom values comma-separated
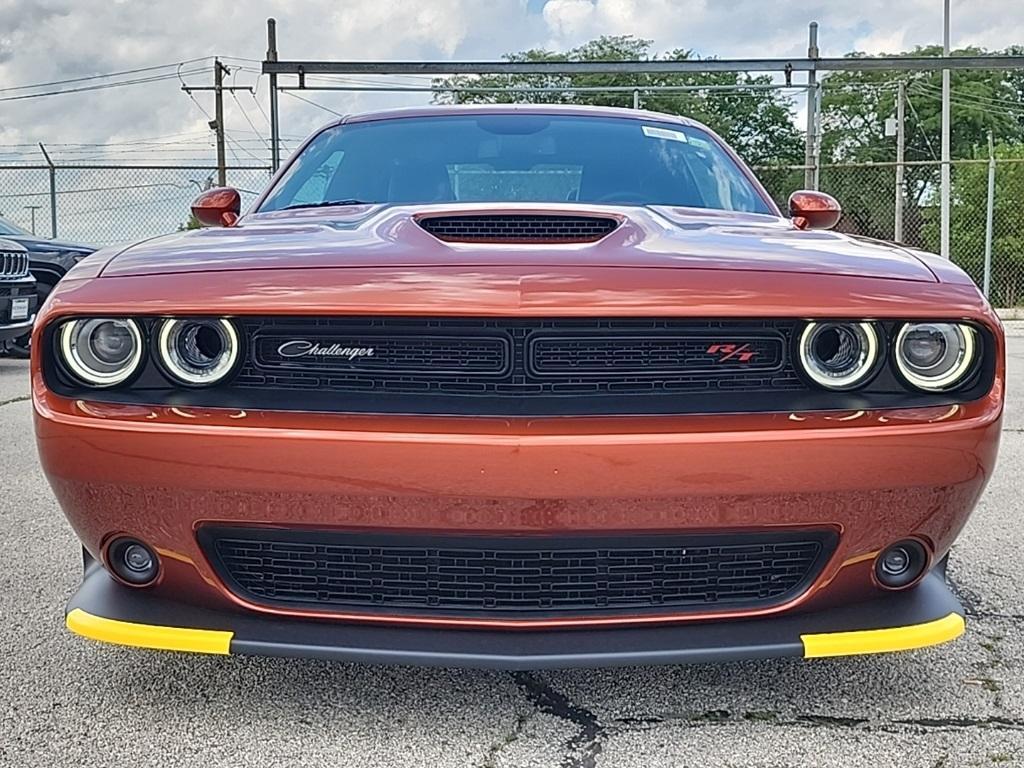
(6, 282, 53, 359)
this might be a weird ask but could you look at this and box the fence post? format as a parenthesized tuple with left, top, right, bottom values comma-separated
(984, 131, 995, 299)
(894, 81, 905, 243)
(38, 142, 57, 238)
(267, 18, 281, 173)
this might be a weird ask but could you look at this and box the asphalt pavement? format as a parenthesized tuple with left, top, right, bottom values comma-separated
(2, 325, 1023, 767)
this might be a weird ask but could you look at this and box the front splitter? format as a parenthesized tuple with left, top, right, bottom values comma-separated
(66, 564, 964, 670)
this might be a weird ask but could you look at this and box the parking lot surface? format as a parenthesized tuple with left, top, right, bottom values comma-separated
(3, 324, 1024, 767)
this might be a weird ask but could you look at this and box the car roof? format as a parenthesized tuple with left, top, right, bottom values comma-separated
(335, 103, 706, 130)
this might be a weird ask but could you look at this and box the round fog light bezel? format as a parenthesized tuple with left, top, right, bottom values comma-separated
(105, 537, 161, 587)
(873, 539, 929, 590)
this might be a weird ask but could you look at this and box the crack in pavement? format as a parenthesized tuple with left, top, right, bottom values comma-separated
(479, 711, 535, 768)
(512, 672, 605, 768)
(0, 395, 30, 408)
(612, 711, 1024, 734)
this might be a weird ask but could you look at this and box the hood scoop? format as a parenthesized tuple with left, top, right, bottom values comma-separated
(416, 213, 619, 243)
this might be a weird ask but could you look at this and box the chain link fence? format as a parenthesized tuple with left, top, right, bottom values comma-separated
(759, 158, 1024, 307)
(0, 165, 272, 246)
(1, 159, 1023, 305)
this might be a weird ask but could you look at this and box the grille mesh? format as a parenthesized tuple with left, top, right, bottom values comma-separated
(236, 318, 804, 405)
(418, 214, 619, 243)
(205, 529, 832, 618)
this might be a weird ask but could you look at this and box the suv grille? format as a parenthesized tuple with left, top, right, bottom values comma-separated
(417, 214, 619, 243)
(0, 251, 29, 279)
(202, 528, 835, 619)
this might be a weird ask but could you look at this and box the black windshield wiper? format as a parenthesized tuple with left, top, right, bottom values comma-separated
(279, 199, 378, 211)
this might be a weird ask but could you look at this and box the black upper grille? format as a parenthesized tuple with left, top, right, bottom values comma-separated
(202, 528, 834, 619)
(233, 317, 805, 414)
(418, 214, 619, 243)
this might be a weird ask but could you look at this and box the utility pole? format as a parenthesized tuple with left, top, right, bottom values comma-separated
(894, 81, 906, 243)
(267, 18, 281, 172)
(24, 205, 42, 235)
(180, 62, 254, 187)
(940, 0, 952, 259)
(804, 22, 820, 190)
(214, 59, 227, 187)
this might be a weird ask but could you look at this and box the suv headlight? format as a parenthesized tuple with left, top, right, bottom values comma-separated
(156, 318, 239, 386)
(895, 322, 977, 391)
(798, 321, 880, 390)
(58, 318, 143, 387)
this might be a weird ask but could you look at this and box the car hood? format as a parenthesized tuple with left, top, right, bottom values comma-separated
(99, 203, 937, 283)
(11, 234, 96, 254)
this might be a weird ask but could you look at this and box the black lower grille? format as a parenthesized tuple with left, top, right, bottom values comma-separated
(202, 528, 835, 619)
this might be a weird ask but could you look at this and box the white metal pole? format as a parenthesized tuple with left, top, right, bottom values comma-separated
(940, 0, 951, 259)
(984, 131, 995, 298)
(895, 81, 906, 242)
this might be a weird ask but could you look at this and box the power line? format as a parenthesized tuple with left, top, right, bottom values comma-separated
(0, 67, 208, 103)
(0, 57, 212, 93)
(904, 93, 939, 160)
(281, 90, 344, 116)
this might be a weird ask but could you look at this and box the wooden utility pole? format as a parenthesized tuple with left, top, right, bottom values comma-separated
(214, 59, 227, 187)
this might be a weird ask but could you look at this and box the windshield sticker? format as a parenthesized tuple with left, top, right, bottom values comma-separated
(642, 125, 689, 143)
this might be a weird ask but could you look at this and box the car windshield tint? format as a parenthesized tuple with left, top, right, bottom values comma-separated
(259, 114, 772, 214)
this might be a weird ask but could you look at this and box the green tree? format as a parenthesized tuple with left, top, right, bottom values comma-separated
(817, 45, 1024, 246)
(433, 36, 804, 169)
(921, 145, 1024, 306)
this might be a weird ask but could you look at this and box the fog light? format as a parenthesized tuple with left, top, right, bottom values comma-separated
(107, 537, 160, 586)
(874, 539, 928, 589)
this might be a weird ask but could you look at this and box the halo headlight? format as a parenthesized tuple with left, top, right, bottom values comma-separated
(58, 318, 143, 387)
(157, 318, 239, 386)
(895, 322, 977, 391)
(798, 321, 880, 390)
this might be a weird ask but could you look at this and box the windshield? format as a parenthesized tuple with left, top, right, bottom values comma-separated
(0, 217, 30, 236)
(259, 114, 772, 214)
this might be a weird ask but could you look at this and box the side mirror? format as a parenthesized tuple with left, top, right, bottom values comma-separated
(788, 190, 842, 230)
(191, 187, 241, 228)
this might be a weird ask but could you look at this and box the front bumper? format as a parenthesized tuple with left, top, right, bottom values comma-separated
(0, 278, 38, 341)
(36, 384, 1002, 627)
(67, 560, 965, 669)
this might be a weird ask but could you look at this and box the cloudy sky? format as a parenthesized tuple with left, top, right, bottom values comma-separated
(1, 0, 1022, 166)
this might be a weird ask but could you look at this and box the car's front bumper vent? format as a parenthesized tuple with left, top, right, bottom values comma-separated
(202, 528, 836, 620)
(417, 214, 619, 243)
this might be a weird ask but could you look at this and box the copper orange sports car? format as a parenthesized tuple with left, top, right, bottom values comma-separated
(34, 105, 1003, 668)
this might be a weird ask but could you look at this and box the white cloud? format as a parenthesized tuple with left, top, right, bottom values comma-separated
(0, 0, 1020, 159)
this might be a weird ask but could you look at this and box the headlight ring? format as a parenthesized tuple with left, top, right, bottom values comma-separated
(798, 321, 881, 390)
(894, 322, 977, 391)
(156, 318, 240, 386)
(58, 318, 144, 387)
